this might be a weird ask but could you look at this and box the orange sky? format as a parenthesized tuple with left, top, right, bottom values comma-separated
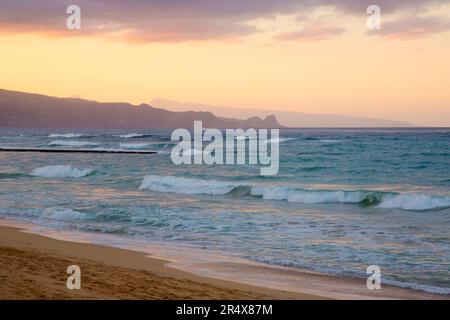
(0, 1, 449, 125)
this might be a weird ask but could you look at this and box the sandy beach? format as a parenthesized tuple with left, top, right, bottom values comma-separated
(0, 221, 448, 300)
(0, 223, 322, 300)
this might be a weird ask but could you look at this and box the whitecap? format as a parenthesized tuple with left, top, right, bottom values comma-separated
(319, 139, 340, 143)
(139, 176, 450, 211)
(264, 137, 295, 144)
(251, 187, 370, 204)
(377, 193, 450, 211)
(139, 175, 237, 195)
(116, 133, 147, 139)
(49, 133, 86, 138)
(41, 208, 88, 221)
(119, 143, 153, 150)
(30, 165, 94, 178)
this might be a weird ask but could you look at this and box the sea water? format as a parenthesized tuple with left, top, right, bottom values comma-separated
(0, 128, 449, 294)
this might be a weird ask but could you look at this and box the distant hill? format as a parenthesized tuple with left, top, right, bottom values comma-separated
(0, 89, 281, 129)
(150, 98, 417, 128)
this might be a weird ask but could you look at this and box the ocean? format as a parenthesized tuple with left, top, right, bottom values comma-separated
(0, 128, 449, 294)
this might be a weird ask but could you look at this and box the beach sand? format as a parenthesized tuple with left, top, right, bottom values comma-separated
(0, 222, 447, 300)
(0, 224, 321, 300)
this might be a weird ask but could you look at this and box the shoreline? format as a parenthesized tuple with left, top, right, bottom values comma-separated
(0, 219, 448, 300)
(0, 222, 319, 300)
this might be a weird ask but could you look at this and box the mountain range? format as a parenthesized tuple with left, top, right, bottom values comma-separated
(0, 89, 281, 129)
(150, 98, 416, 128)
(0, 88, 418, 129)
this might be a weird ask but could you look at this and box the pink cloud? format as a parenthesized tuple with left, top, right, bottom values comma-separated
(276, 25, 346, 41)
(0, 0, 448, 42)
(369, 16, 450, 40)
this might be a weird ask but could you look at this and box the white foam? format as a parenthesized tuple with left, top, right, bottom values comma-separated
(264, 137, 294, 144)
(139, 176, 450, 211)
(252, 187, 450, 210)
(119, 143, 153, 150)
(49, 133, 86, 138)
(378, 193, 450, 211)
(139, 175, 237, 195)
(384, 278, 450, 295)
(251, 187, 368, 204)
(41, 208, 88, 221)
(116, 133, 146, 139)
(30, 165, 94, 178)
(49, 140, 99, 147)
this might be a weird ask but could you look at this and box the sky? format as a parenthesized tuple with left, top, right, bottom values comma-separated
(0, 0, 449, 125)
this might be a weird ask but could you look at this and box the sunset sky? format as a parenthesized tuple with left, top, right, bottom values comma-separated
(0, 0, 449, 125)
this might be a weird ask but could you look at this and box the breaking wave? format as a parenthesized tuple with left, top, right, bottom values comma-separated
(49, 140, 99, 147)
(115, 133, 153, 139)
(139, 176, 450, 211)
(41, 208, 88, 221)
(265, 137, 295, 143)
(140, 175, 237, 195)
(119, 143, 153, 150)
(30, 165, 94, 178)
(377, 193, 450, 211)
(48, 133, 88, 138)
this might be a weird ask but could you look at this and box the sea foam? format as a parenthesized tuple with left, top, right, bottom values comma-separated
(119, 143, 153, 149)
(42, 208, 88, 221)
(30, 165, 94, 178)
(377, 193, 450, 211)
(49, 133, 86, 138)
(139, 175, 450, 211)
(116, 133, 152, 139)
(264, 137, 295, 144)
(250, 187, 371, 204)
(139, 175, 237, 195)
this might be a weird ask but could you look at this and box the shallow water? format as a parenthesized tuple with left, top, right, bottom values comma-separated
(0, 128, 449, 294)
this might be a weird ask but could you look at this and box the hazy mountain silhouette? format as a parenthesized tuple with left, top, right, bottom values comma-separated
(0, 89, 281, 129)
(150, 98, 416, 128)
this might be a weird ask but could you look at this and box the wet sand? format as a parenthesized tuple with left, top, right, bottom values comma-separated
(0, 224, 321, 299)
(0, 222, 447, 300)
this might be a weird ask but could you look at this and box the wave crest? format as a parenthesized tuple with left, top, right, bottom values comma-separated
(378, 193, 450, 211)
(42, 208, 88, 221)
(139, 175, 237, 195)
(49, 133, 87, 138)
(30, 165, 94, 178)
(116, 133, 153, 139)
(139, 176, 450, 211)
(119, 143, 153, 150)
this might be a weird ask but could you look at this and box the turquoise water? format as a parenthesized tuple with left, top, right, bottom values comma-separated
(0, 128, 449, 294)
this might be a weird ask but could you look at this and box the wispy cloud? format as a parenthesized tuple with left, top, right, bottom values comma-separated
(0, 0, 448, 42)
(369, 15, 450, 39)
(315, 0, 444, 14)
(276, 24, 346, 41)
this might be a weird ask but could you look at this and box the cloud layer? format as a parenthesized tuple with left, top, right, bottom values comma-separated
(276, 24, 346, 41)
(370, 15, 450, 39)
(0, 0, 448, 42)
